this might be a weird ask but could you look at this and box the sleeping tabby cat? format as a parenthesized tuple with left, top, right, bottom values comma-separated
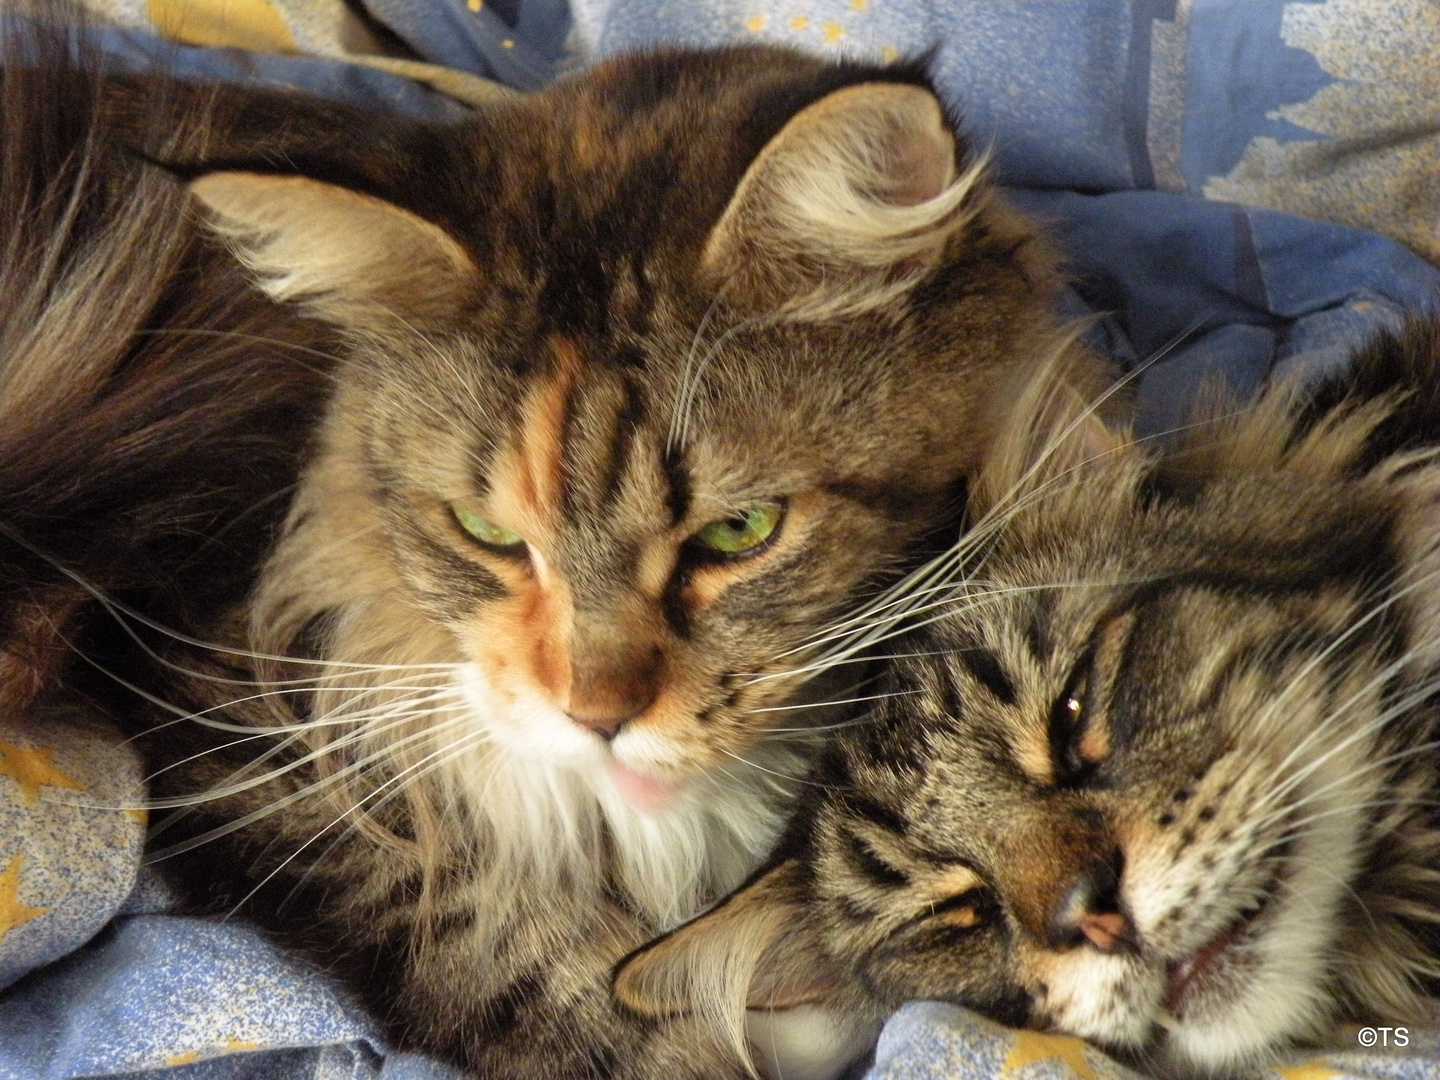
(616, 319, 1440, 1077)
(71, 40, 1115, 1080)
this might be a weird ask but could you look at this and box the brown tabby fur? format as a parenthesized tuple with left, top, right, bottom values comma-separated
(618, 321, 1440, 1078)
(62, 40, 1120, 1080)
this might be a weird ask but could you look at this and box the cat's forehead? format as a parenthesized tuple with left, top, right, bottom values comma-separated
(376, 326, 954, 497)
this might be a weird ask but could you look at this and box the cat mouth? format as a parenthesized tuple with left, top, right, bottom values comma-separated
(1161, 889, 1276, 1020)
(607, 759, 685, 812)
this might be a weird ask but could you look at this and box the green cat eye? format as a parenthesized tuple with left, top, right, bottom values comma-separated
(452, 504, 526, 552)
(690, 501, 785, 556)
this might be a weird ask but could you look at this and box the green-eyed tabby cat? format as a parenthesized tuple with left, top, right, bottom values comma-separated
(87, 41, 1113, 1080)
(616, 320, 1440, 1078)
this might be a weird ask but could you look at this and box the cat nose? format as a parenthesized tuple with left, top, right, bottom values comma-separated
(1047, 852, 1132, 953)
(566, 645, 664, 740)
(567, 705, 643, 741)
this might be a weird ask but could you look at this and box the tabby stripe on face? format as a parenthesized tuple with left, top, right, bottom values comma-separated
(379, 485, 505, 612)
(1024, 594, 1053, 662)
(843, 793, 910, 837)
(957, 647, 1017, 705)
(413, 527, 507, 615)
(844, 829, 910, 888)
(662, 445, 691, 527)
(600, 372, 646, 508)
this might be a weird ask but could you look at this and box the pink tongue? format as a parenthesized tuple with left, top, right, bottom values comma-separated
(608, 761, 683, 812)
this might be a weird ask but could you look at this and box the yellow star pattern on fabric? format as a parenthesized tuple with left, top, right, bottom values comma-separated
(0, 853, 48, 943)
(1003, 1030, 1099, 1080)
(146, 0, 299, 53)
(164, 1038, 262, 1066)
(0, 738, 87, 806)
(1275, 1062, 1341, 1080)
(822, 21, 845, 43)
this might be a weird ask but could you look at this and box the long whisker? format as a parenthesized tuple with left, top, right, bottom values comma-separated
(231, 723, 493, 919)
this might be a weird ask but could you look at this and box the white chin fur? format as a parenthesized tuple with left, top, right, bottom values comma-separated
(448, 662, 789, 927)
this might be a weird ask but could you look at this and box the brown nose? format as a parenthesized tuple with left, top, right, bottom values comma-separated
(1047, 853, 1132, 952)
(567, 645, 663, 740)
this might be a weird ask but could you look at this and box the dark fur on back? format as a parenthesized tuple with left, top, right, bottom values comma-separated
(1296, 319, 1440, 471)
(0, 17, 332, 714)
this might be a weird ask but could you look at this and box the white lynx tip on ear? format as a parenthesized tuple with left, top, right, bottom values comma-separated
(190, 172, 478, 330)
(704, 81, 987, 321)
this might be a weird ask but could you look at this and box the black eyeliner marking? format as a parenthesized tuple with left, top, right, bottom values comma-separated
(662, 446, 691, 527)
(660, 570, 691, 639)
(926, 889, 986, 918)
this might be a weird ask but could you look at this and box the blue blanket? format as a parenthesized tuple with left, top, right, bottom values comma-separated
(1, 1, 1437, 1078)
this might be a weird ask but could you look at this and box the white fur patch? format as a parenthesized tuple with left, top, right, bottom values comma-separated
(451, 662, 788, 927)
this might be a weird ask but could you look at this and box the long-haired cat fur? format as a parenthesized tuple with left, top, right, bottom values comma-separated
(0, 17, 331, 723)
(617, 319, 1440, 1078)
(55, 39, 1130, 1080)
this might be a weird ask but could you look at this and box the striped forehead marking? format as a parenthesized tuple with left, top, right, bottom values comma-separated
(513, 335, 584, 525)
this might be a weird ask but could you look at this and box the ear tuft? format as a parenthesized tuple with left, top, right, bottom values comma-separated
(703, 82, 986, 321)
(613, 860, 846, 1067)
(971, 335, 1133, 521)
(190, 172, 478, 330)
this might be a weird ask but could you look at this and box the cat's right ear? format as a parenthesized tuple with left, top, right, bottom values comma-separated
(703, 80, 985, 321)
(189, 172, 478, 331)
(613, 859, 846, 1021)
(970, 339, 1133, 521)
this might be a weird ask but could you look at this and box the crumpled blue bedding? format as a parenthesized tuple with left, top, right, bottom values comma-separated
(0, 1, 1436, 1078)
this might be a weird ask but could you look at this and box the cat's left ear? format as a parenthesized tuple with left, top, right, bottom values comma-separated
(702, 80, 983, 321)
(189, 172, 478, 331)
(613, 859, 845, 1018)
